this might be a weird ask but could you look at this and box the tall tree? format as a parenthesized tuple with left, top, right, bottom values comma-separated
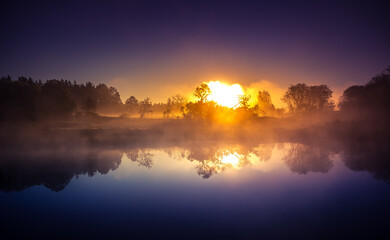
(81, 97, 97, 113)
(339, 66, 390, 119)
(39, 79, 76, 118)
(163, 97, 173, 118)
(125, 96, 139, 113)
(138, 97, 152, 119)
(282, 83, 334, 114)
(306, 85, 334, 111)
(282, 83, 308, 114)
(257, 90, 276, 116)
(171, 94, 187, 111)
(194, 83, 211, 102)
(238, 94, 251, 109)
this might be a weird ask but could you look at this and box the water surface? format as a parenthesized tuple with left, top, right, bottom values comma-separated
(1, 141, 390, 239)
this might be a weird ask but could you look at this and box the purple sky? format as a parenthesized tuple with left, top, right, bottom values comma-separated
(1, 0, 389, 103)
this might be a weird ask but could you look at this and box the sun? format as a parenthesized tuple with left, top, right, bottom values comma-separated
(206, 81, 244, 108)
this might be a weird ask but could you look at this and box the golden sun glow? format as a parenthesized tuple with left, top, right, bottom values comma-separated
(221, 153, 241, 168)
(207, 81, 244, 108)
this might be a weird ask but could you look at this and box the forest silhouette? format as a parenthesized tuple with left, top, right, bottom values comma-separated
(1, 67, 390, 122)
(1, 67, 389, 122)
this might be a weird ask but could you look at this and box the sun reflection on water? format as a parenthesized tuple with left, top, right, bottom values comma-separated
(113, 144, 287, 180)
(220, 153, 241, 168)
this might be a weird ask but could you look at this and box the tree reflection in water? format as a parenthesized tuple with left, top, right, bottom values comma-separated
(1, 140, 390, 192)
(342, 142, 390, 183)
(193, 149, 251, 179)
(187, 146, 250, 179)
(0, 149, 121, 192)
(126, 149, 153, 169)
(167, 144, 256, 179)
(283, 144, 333, 174)
(252, 143, 276, 162)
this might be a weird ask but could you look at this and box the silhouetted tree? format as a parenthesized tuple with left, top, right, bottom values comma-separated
(39, 79, 76, 118)
(307, 85, 334, 111)
(238, 94, 251, 109)
(194, 83, 211, 102)
(282, 83, 307, 114)
(163, 98, 173, 118)
(0, 76, 129, 120)
(171, 94, 187, 108)
(138, 97, 152, 118)
(182, 101, 217, 119)
(125, 96, 139, 113)
(257, 90, 276, 116)
(82, 97, 97, 114)
(339, 66, 390, 120)
(282, 83, 334, 114)
(0, 76, 40, 120)
(93, 84, 123, 112)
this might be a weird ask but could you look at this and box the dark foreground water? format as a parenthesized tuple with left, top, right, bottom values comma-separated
(1, 142, 390, 239)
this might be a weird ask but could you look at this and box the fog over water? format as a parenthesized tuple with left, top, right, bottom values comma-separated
(1, 116, 389, 192)
(1, 119, 390, 239)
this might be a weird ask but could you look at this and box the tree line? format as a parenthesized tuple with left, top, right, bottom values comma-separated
(0, 77, 123, 121)
(0, 77, 185, 121)
(181, 66, 390, 121)
(0, 66, 389, 121)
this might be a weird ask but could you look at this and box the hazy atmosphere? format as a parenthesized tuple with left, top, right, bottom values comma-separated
(1, 1, 390, 239)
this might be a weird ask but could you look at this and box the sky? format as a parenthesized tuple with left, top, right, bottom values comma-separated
(1, 0, 389, 106)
